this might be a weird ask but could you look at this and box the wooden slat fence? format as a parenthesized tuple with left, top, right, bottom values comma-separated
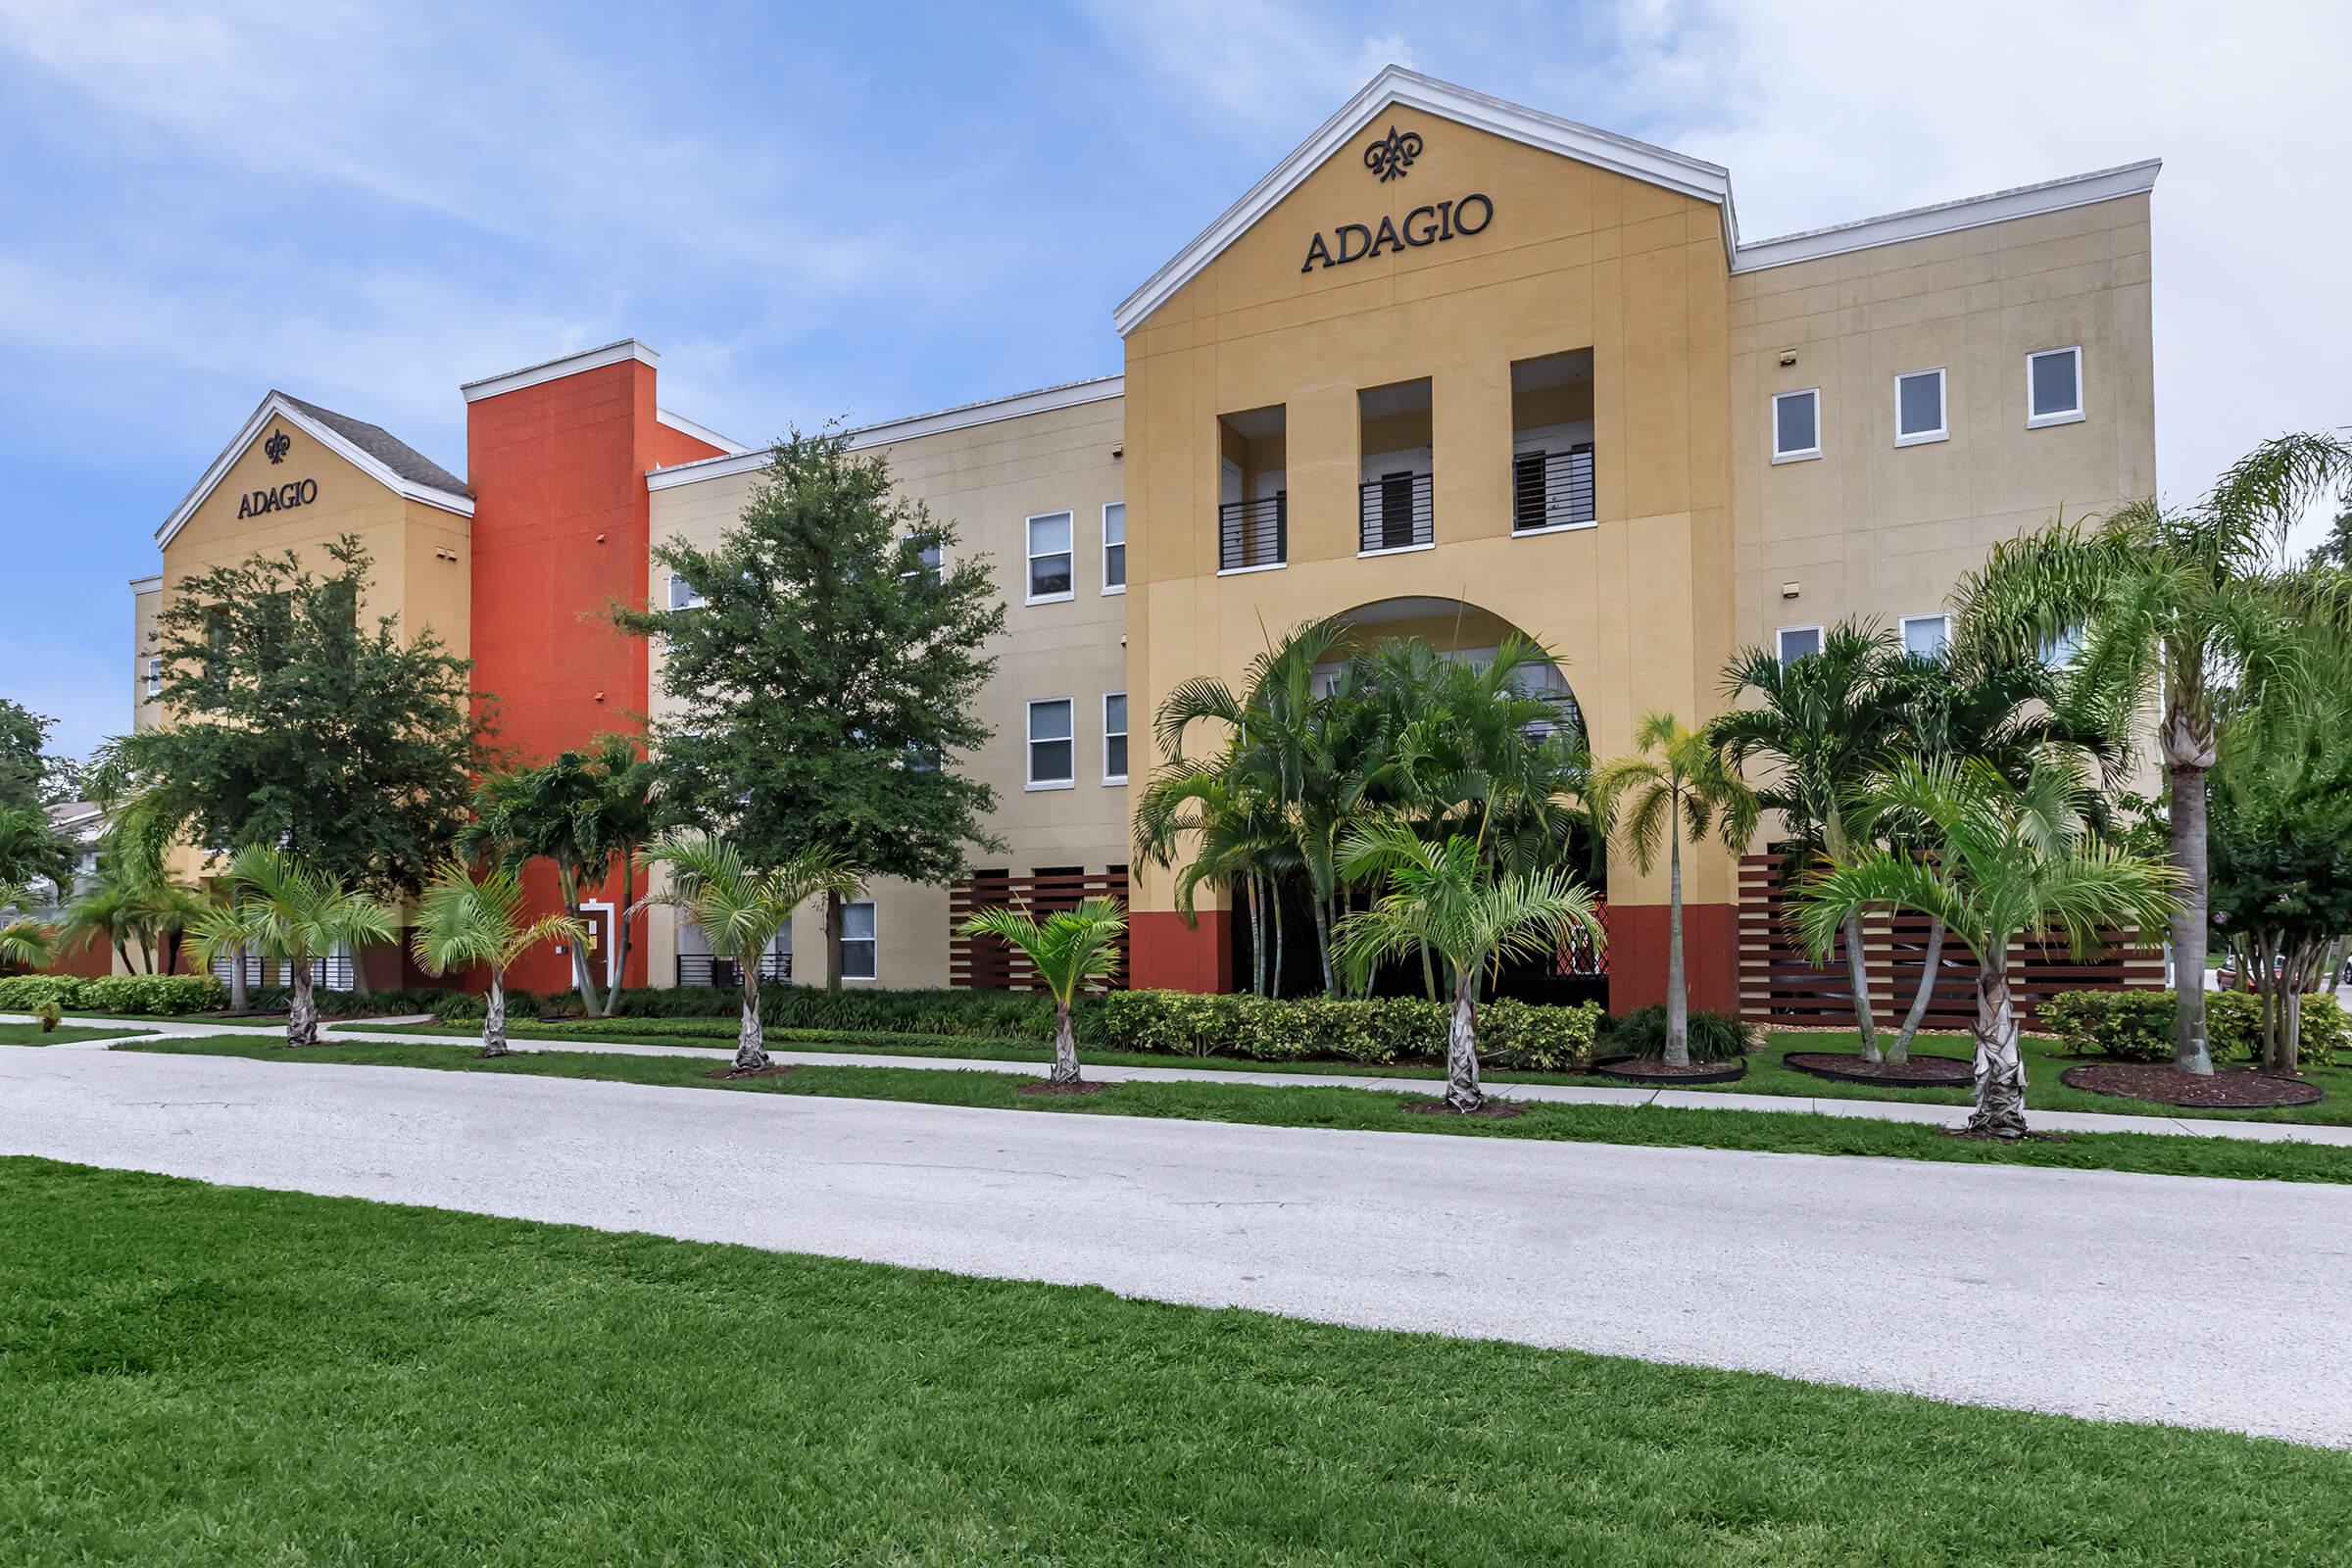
(950, 867, 1132, 993)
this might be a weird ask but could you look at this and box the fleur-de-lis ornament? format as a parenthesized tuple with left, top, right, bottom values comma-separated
(1363, 124, 1423, 182)
(265, 430, 291, 464)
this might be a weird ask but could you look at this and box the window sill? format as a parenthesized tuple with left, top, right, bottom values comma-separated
(1102, 585, 1126, 596)
(1216, 561, 1288, 577)
(2027, 410, 2085, 429)
(1025, 591, 1075, 607)
(1024, 779, 1076, 792)
(1511, 519, 1597, 538)
(1357, 541, 1436, 559)
(1102, 774, 1128, 787)
(1893, 430, 1948, 448)
(1770, 449, 1822, 465)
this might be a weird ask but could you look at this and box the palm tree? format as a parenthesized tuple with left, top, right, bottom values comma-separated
(410, 861, 586, 1055)
(185, 848, 398, 1046)
(0, 806, 74, 900)
(1332, 822, 1603, 1111)
(958, 897, 1127, 1086)
(1592, 712, 1759, 1068)
(1712, 620, 1901, 1058)
(581, 735, 658, 1016)
(466, 748, 637, 1016)
(0, 884, 53, 970)
(633, 832, 860, 1072)
(1798, 757, 2180, 1139)
(1954, 432, 2352, 1073)
(1133, 756, 1293, 996)
(58, 855, 205, 976)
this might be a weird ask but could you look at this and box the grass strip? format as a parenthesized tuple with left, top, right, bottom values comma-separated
(0, 1023, 147, 1047)
(117, 1034, 2352, 1185)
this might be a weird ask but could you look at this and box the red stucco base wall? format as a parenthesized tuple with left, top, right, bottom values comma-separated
(1607, 903, 1737, 1016)
(1129, 909, 1232, 994)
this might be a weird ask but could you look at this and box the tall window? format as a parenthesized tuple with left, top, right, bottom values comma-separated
(666, 573, 706, 611)
(840, 901, 877, 981)
(1772, 388, 1822, 463)
(143, 656, 161, 698)
(1894, 368, 1946, 446)
(2028, 347, 2083, 427)
(1102, 693, 1128, 783)
(1900, 613, 1949, 658)
(1026, 512, 1074, 603)
(1777, 624, 1823, 664)
(1027, 698, 1074, 788)
(1102, 504, 1126, 593)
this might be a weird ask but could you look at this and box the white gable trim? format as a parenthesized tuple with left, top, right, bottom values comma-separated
(655, 408, 750, 455)
(1112, 66, 1732, 337)
(155, 392, 474, 548)
(460, 339, 658, 403)
(1730, 160, 2161, 273)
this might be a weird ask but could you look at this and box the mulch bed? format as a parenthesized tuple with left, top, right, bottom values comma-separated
(1403, 1097, 1525, 1119)
(1018, 1079, 1112, 1097)
(1787, 1052, 1973, 1089)
(707, 1063, 799, 1081)
(2059, 1062, 2324, 1108)
(1592, 1054, 1748, 1086)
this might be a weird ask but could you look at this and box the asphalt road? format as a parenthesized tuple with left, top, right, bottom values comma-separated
(5, 1047, 2348, 1446)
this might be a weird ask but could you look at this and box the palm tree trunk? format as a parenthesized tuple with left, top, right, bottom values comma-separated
(824, 888, 846, 994)
(603, 858, 635, 1016)
(1419, 941, 1437, 1002)
(483, 966, 510, 1056)
(1051, 1000, 1081, 1084)
(226, 947, 248, 1013)
(1665, 833, 1689, 1069)
(559, 864, 602, 1017)
(1446, 962, 1484, 1111)
(1312, 891, 1336, 998)
(288, 963, 319, 1047)
(1245, 874, 1264, 997)
(1269, 885, 1285, 1001)
(735, 966, 767, 1071)
(1891, 917, 1944, 1064)
(2167, 757, 2214, 1075)
(1843, 911, 1880, 1063)
(1969, 960, 2028, 1140)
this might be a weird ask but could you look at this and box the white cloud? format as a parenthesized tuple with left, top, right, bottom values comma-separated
(1077, 0, 1414, 136)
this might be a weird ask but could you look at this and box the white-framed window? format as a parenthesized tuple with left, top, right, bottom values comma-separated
(1026, 698, 1074, 789)
(1102, 693, 1128, 783)
(839, 900, 877, 981)
(1102, 503, 1126, 594)
(1900, 613, 1949, 658)
(666, 573, 706, 611)
(143, 657, 161, 697)
(2027, 346, 2084, 427)
(903, 536, 944, 585)
(1026, 511, 1074, 603)
(1777, 624, 1824, 664)
(1894, 368, 1947, 446)
(1771, 388, 1822, 463)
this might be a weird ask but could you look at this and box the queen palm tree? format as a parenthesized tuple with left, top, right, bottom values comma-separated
(1133, 756, 1293, 997)
(958, 897, 1127, 1087)
(1592, 712, 1759, 1068)
(0, 884, 53, 970)
(1799, 757, 2180, 1138)
(410, 861, 587, 1055)
(59, 855, 206, 977)
(1954, 432, 2352, 1074)
(185, 848, 398, 1046)
(633, 832, 860, 1072)
(1333, 821, 1603, 1111)
(466, 748, 631, 1017)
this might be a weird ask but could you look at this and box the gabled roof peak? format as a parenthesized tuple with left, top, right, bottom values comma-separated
(156, 389, 473, 547)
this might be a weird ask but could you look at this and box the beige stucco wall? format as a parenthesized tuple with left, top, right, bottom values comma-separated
(643, 395, 1131, 989)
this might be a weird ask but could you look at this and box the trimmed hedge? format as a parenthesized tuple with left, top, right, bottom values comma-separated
(239, 986, 471, 1020)
(1088, 990, 1603, 1072)
(0, 975, 88, 1012)
(1593, 1005, 1756, 1064)
(2039, 988, 2350, 1065)
(0, 974, 226, 1015)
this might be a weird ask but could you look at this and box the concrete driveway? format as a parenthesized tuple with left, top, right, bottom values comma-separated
(4, 1047, 2348, 1447)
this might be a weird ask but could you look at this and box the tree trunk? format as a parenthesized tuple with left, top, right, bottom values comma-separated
(288, 964, 319, 1047)
(1419, 941, 1438, 1003)
(1269, 885, 1285, 1001)
(1311, 891, 1336, 998)
(1445, 962, 1484, 1111)
(1664, 833, 1689, 1069)
(824, 888, 845, 994)
(2166, 758, 2214, 1074)
(735, 966, 767, 1071)
(226, 948, 248, 1013)
(1843, 911, 1880, 1063)
(1890, 917, 1944, 1064)
(1051, 1001, 1081, 1084)
(560, 864, 602, 1017)
(1245, 874, 1264, 997)
(1968, 961, 2028, 1140)
(349, 946, 371, 999)
(603, 857, 635, 1016)
(482, 967, 510, 1056)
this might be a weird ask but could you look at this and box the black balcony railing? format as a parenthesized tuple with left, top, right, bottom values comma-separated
(1359, 469, 1434, 552)
(678, 952, 790, 990)
(1216, 493, 1287, 571)
(1512, 445, 1595, 532)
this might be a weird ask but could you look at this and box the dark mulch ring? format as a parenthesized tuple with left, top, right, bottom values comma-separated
(2059, 1061, 2324, 1108)
(707, 1062, 799, 1081)
(1402, 1097, 1526, 1119)
(1592, 1054, 1748, 1086)
(1017, 1079, 1113, 1097)
(1786, 1051, 1974, 1088)
(1941, 1127, 2072, 1144)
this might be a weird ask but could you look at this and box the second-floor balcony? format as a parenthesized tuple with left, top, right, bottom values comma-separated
(1359, 469, 1434, 554)
(1218, 493, 1287, 572)
(1511, 444, 1595, 533)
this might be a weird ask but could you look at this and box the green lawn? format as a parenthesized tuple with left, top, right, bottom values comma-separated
(0, 1022, 150, 1046)
(4, 1158, 2346, 1565)
(117, 1035, 2352, 1185)
(341, 1016, 2352, 1125)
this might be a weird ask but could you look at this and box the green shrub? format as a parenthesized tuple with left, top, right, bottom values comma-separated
(2038, 989, 2175, 1060)
(1482, 999, 1605, 1071)
(2301, 995, 2352, 1065)
(0, 974, 83, 1011)
(33, 999, 62, 1033)
(432, 989, 545, 1022)
(1088, 989, 1601, 1072)
(1594, 1005, 1754, 1064)
(75, 975, 225, 1015)
(760, 986, 1058, 1040)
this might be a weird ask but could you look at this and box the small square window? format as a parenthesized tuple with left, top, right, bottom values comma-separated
(666, 574, 707, 611)
(1027, 512, 1074, 602)
(903, 537, 944, 585)
(1103, 693, 1128, 783)
(1894, 368, 1946, 446)
(2028, 347, 2083, 427)
(1777, 624, 1823, 664)
(1102, 503, 1126, 593)
(1900, 613, 1949, 658)
(1772, 388, 1821, 463)
(840, 900, 877, 981)
(1027, 698, 1074, 788)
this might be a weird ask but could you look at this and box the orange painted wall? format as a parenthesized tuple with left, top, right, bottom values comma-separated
(1607, 903, 1736, 1016)
(1130, 910, 1233, 994)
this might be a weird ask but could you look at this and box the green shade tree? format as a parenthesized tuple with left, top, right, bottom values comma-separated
(0, 805, 74, 902)
(1954, 433, 2352, 1074)
(186, 848, 398, 1046)
(1592, 713, 1759, 1069)
(957, 897, 1128, 1087)
(615, 430, 1004, 991)
(633, 832, 861, 1072)
(410, 861, 586, 1056)
(1797, 758, 2180, 1139)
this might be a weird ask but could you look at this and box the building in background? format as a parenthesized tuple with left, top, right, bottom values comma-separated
(128, 67, 2159, 1014)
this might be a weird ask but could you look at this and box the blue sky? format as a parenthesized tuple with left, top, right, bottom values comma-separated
(2, 0, 2343, 760)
